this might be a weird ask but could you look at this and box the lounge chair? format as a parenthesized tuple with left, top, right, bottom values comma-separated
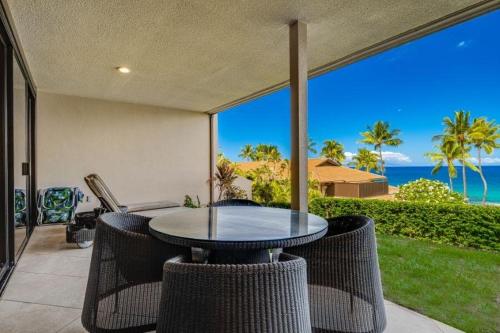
(84, 174, 180, 213)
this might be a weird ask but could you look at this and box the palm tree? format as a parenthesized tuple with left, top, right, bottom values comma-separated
(359, 121, 402, 176)
(254, 144, 280, 161)
(308, 138, 317, 156)
(351, 148, 379, 173)
(425, 141, 462, 191)
(434, 110, 472, 199)
(239, 144, 255, 161)
(268, 146, 282, 163)
(321, 140, 345, 164)
(469, 117, 500, 204)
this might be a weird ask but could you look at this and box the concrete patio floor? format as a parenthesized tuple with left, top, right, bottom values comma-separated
(0, 225, 463, 333)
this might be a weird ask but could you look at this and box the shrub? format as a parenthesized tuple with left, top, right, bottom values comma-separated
(267, 198, 500, 251)
(183, 195, 201, 208)
(240, 166, 322, 205)
(395, 178, 464, 204)
(215, 160, 246, 200)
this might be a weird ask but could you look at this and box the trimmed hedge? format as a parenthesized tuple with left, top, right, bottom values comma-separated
(268, 198, 500, 251)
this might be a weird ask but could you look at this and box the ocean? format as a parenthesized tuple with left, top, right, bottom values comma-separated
(384, 166, 500, 204)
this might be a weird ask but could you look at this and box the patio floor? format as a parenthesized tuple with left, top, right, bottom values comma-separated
(0, 225, 463, 333)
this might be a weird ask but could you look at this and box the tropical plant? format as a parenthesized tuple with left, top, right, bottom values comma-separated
(350, 148, 379, 173)
(244, 164, 288, 204)
(425, 141, 462, 191)
(308, 138, 317, 156)
(395, 178, 464, 204)
(238, 157, 322, 204)
(434, 110, 475, 200)
(215, 160, 246, 200)
(239, 144, 255, 161)
(217, 152, 232, 165)
(183, 195, 201, 208)
(469, 117, 500, 204)
(320, 139, 345, 163)
(359, 121, 402, 176)
(253, 144, 275, 160)
(308, 178, 323, 201)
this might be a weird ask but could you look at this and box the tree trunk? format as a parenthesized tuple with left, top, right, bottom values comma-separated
(477, 148, 488, 205)
(461, 145, 467, 200)
(446, 159, 454, 191)
(378, 148, 384, 176)
(448, 171, 453, 192)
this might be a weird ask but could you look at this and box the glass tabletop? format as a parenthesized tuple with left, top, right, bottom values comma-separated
(149, 206, 328, 247)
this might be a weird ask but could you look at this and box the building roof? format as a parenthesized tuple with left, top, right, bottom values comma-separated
(236, 158, 386, 184)
(4, 0, 494, 112)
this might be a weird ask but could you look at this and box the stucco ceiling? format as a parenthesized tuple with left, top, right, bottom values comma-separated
(4, 0, 495, 112)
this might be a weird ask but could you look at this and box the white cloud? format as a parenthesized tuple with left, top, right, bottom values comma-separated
(456, 40, 472, 48)
(344, 152, 355, 162)
(380, 151, 412, 164)
(343, 151, 411, 165)
(468, 157, 500, 165)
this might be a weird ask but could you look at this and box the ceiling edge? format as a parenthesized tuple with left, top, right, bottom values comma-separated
(207, 0, 500, 114)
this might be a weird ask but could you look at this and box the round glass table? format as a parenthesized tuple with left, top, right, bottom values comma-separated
(149, 206, 328, 263)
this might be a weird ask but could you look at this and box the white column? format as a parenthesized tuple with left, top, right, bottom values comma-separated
(209, 113, 218, 204)
(289, 20, 308, 212)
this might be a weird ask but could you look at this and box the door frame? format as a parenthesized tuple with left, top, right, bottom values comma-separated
(0, 2, 37, 294)
(0, 13, 10, 287)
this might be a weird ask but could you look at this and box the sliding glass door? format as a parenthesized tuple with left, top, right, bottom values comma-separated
(0, 23, 8, 283)
(13, 58, 28, 257)
(0, 12, 36, 289)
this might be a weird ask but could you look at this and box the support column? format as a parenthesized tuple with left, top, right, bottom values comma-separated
(209, 113, 218, 205)
(289, 21, 308, 212)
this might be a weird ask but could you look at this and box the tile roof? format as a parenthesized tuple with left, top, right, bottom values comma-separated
(236, 158, 386, 184)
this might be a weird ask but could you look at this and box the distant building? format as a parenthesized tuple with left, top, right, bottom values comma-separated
(236, 158, 388, 198)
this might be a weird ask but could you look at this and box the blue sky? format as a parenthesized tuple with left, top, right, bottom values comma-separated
(219, 10, 500, 166)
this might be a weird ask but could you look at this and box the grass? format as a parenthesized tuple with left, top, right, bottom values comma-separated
(377, 234, 500, 333)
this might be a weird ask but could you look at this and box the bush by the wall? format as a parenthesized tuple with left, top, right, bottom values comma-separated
(267, 198, 500, 251)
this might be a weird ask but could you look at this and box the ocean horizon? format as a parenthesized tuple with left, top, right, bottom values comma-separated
(383, 165, 500, 204)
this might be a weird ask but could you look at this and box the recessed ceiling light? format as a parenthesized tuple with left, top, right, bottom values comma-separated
(116, 66, 130, 74)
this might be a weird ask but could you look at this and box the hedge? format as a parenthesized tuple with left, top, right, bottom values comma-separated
(267, 198, 500, 251)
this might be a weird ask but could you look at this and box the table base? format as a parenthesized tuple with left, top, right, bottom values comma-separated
(206, 249, 271, 264)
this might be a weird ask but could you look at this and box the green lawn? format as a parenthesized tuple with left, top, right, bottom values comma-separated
(377, 234, 500, 333)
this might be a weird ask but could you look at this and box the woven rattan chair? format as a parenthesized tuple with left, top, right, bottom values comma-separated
(209, 198, 261, 207)
(81, 213, 190, 333)
(285, 215, 386, 333)
(157, 253, 311, 333)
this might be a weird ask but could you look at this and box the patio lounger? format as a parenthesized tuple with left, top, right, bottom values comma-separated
(36, 187, 84, 224)
(84, 173, 180, 213)
(14, 189, 27, 227)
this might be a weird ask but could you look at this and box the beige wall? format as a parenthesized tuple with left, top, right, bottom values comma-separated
(37, 92, 210, 211)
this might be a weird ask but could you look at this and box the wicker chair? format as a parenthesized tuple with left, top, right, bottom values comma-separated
(157, 253, 311, 333)
(285, 216, 386, 333)
(209, 198, 261, 207)
(81, 213, 190, 333)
